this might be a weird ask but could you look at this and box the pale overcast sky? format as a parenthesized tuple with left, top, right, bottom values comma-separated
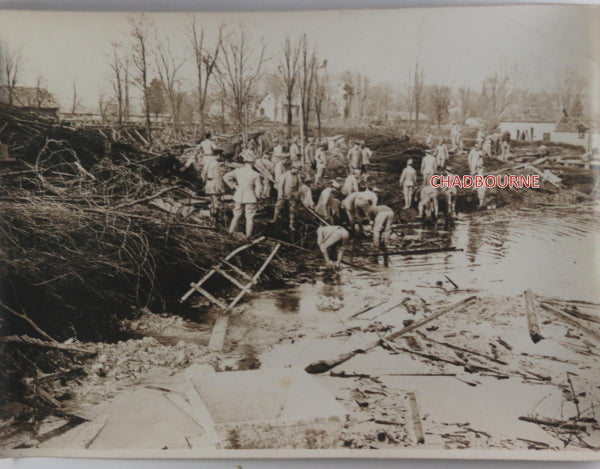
(0, 4, 597, 111)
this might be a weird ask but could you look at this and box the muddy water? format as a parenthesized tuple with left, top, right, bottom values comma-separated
(399, 203, 600, 303)
(148, 203, 600, 349)
(243, 203, 600, 322)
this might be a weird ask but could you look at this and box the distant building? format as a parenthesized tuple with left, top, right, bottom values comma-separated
(0, 86, 60, 119)
(499, 116, 596, 150)
(257, 94, 300, 123)
(498, 120, 557, 142)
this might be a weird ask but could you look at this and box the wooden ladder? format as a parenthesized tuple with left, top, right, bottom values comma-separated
(181, 236, 281, 312)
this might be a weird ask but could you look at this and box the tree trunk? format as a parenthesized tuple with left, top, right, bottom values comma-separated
(286, 97, 293, 139)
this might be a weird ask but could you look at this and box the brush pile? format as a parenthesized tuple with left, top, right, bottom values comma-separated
(0, 105, 296, 342)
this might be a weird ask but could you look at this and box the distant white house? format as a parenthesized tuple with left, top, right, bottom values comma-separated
(257, 94, 300, 123)
(498, 121, 557, 142)
(499, 117, 596, 150)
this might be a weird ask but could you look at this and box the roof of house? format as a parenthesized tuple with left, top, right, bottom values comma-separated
(0, 86, 60, 110)
(555, 116, 589, 133)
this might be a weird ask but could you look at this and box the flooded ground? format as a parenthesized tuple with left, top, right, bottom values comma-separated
(13, 172, 600, 454)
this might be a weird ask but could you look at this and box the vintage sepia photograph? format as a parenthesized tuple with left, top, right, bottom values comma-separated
(0, 4, 599, 459)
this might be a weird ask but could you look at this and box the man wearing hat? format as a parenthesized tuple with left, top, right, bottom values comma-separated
(315, 180, 342, 224)
(272, 161, 303, 230)
(272, 138, 283, 160)
(255, 152, 275, 199)
(224, 151, 263, 238)
(314, 143, 328, 185)
(420, 150, 437, 186)
(399, 159, 417, 209)
(199, 131, 218, 158)
(468, 143, 483, 176)
(304, 138, 316, 168)
(201, 150, 225, 226)
(289, 137, 300, 163)
(347, 141, 361, 173)
(359, 140, 373, 182)
(343, 186, 378, 233)
(434, 138, 449, 171)
(341, 168, 361, 197)
(299, 175, 315, 210)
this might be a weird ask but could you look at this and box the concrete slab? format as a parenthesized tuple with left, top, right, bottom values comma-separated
(187, 367, 348, 449)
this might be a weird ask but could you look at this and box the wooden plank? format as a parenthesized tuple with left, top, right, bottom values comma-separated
(539, 302, 600, 341)
(305, 295, 478, 374)
(523, 289, 544, 344)
(518, 416, 586, 432)
(214, 267, 246, 289)
(185, 380, 220, 448)
(27, 367, 85, 385)
(181, 270, 218, 303)
(219, 259, 253, 281)
(64, 414, 109, 449)
(189, 284, 229, 310)
(165, 393, 204, 428)
(0, 335, 95, 356)
(407, 392, 425, 444)
(207, 316, 229, 353)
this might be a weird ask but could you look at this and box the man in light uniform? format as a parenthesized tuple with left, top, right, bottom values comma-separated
(199, 132, 218, 158)
(224, 152, 263, 238)
(360, 140, 373, 181)
(314, 143, 328, 185)
(399, 159, 417, 209)
(343, 186, 378, 232)
(434, 138, 449, 171)
(304, 138, 315, 168)
(201, 152, 225, 226)
(272, 138, 283, 159)
(317, 225, 349, 269)
(289, 138, 300, 163)
(272, 162, 302, 230)
(347, 141, 361, 173)
(468, 144, 483, 176)
(420, 151, 437, 186)
(341, 168, 361, 197)
(315, 180, 342, 224)
(255, 152, 275, 199)
(367, 204, 395, 250)
(299, 175, 315, 210)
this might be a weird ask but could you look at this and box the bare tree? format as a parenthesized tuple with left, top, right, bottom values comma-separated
(313, 58, 328, 141)
(155, 37, 185, 134)
(129, 14, 153, 143)
(456, 86, 474, 124)
(215, 25, 266, 144)
(1, 43, 23, 105)
(550, 69, 587, 118)
(480, 65, 516, 125)
(278, 35, 302, 138)
(71, 81, 81, 114)
(110, 41, 126, 127)
(34, 75, 51, 109)
(298, 34, 317, 135)
(428, 85, 451, 129)
(411, 59, 425, 130)
(188, 17, 223, 136)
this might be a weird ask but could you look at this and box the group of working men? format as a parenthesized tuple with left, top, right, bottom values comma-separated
(183, 130, 471, 269)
